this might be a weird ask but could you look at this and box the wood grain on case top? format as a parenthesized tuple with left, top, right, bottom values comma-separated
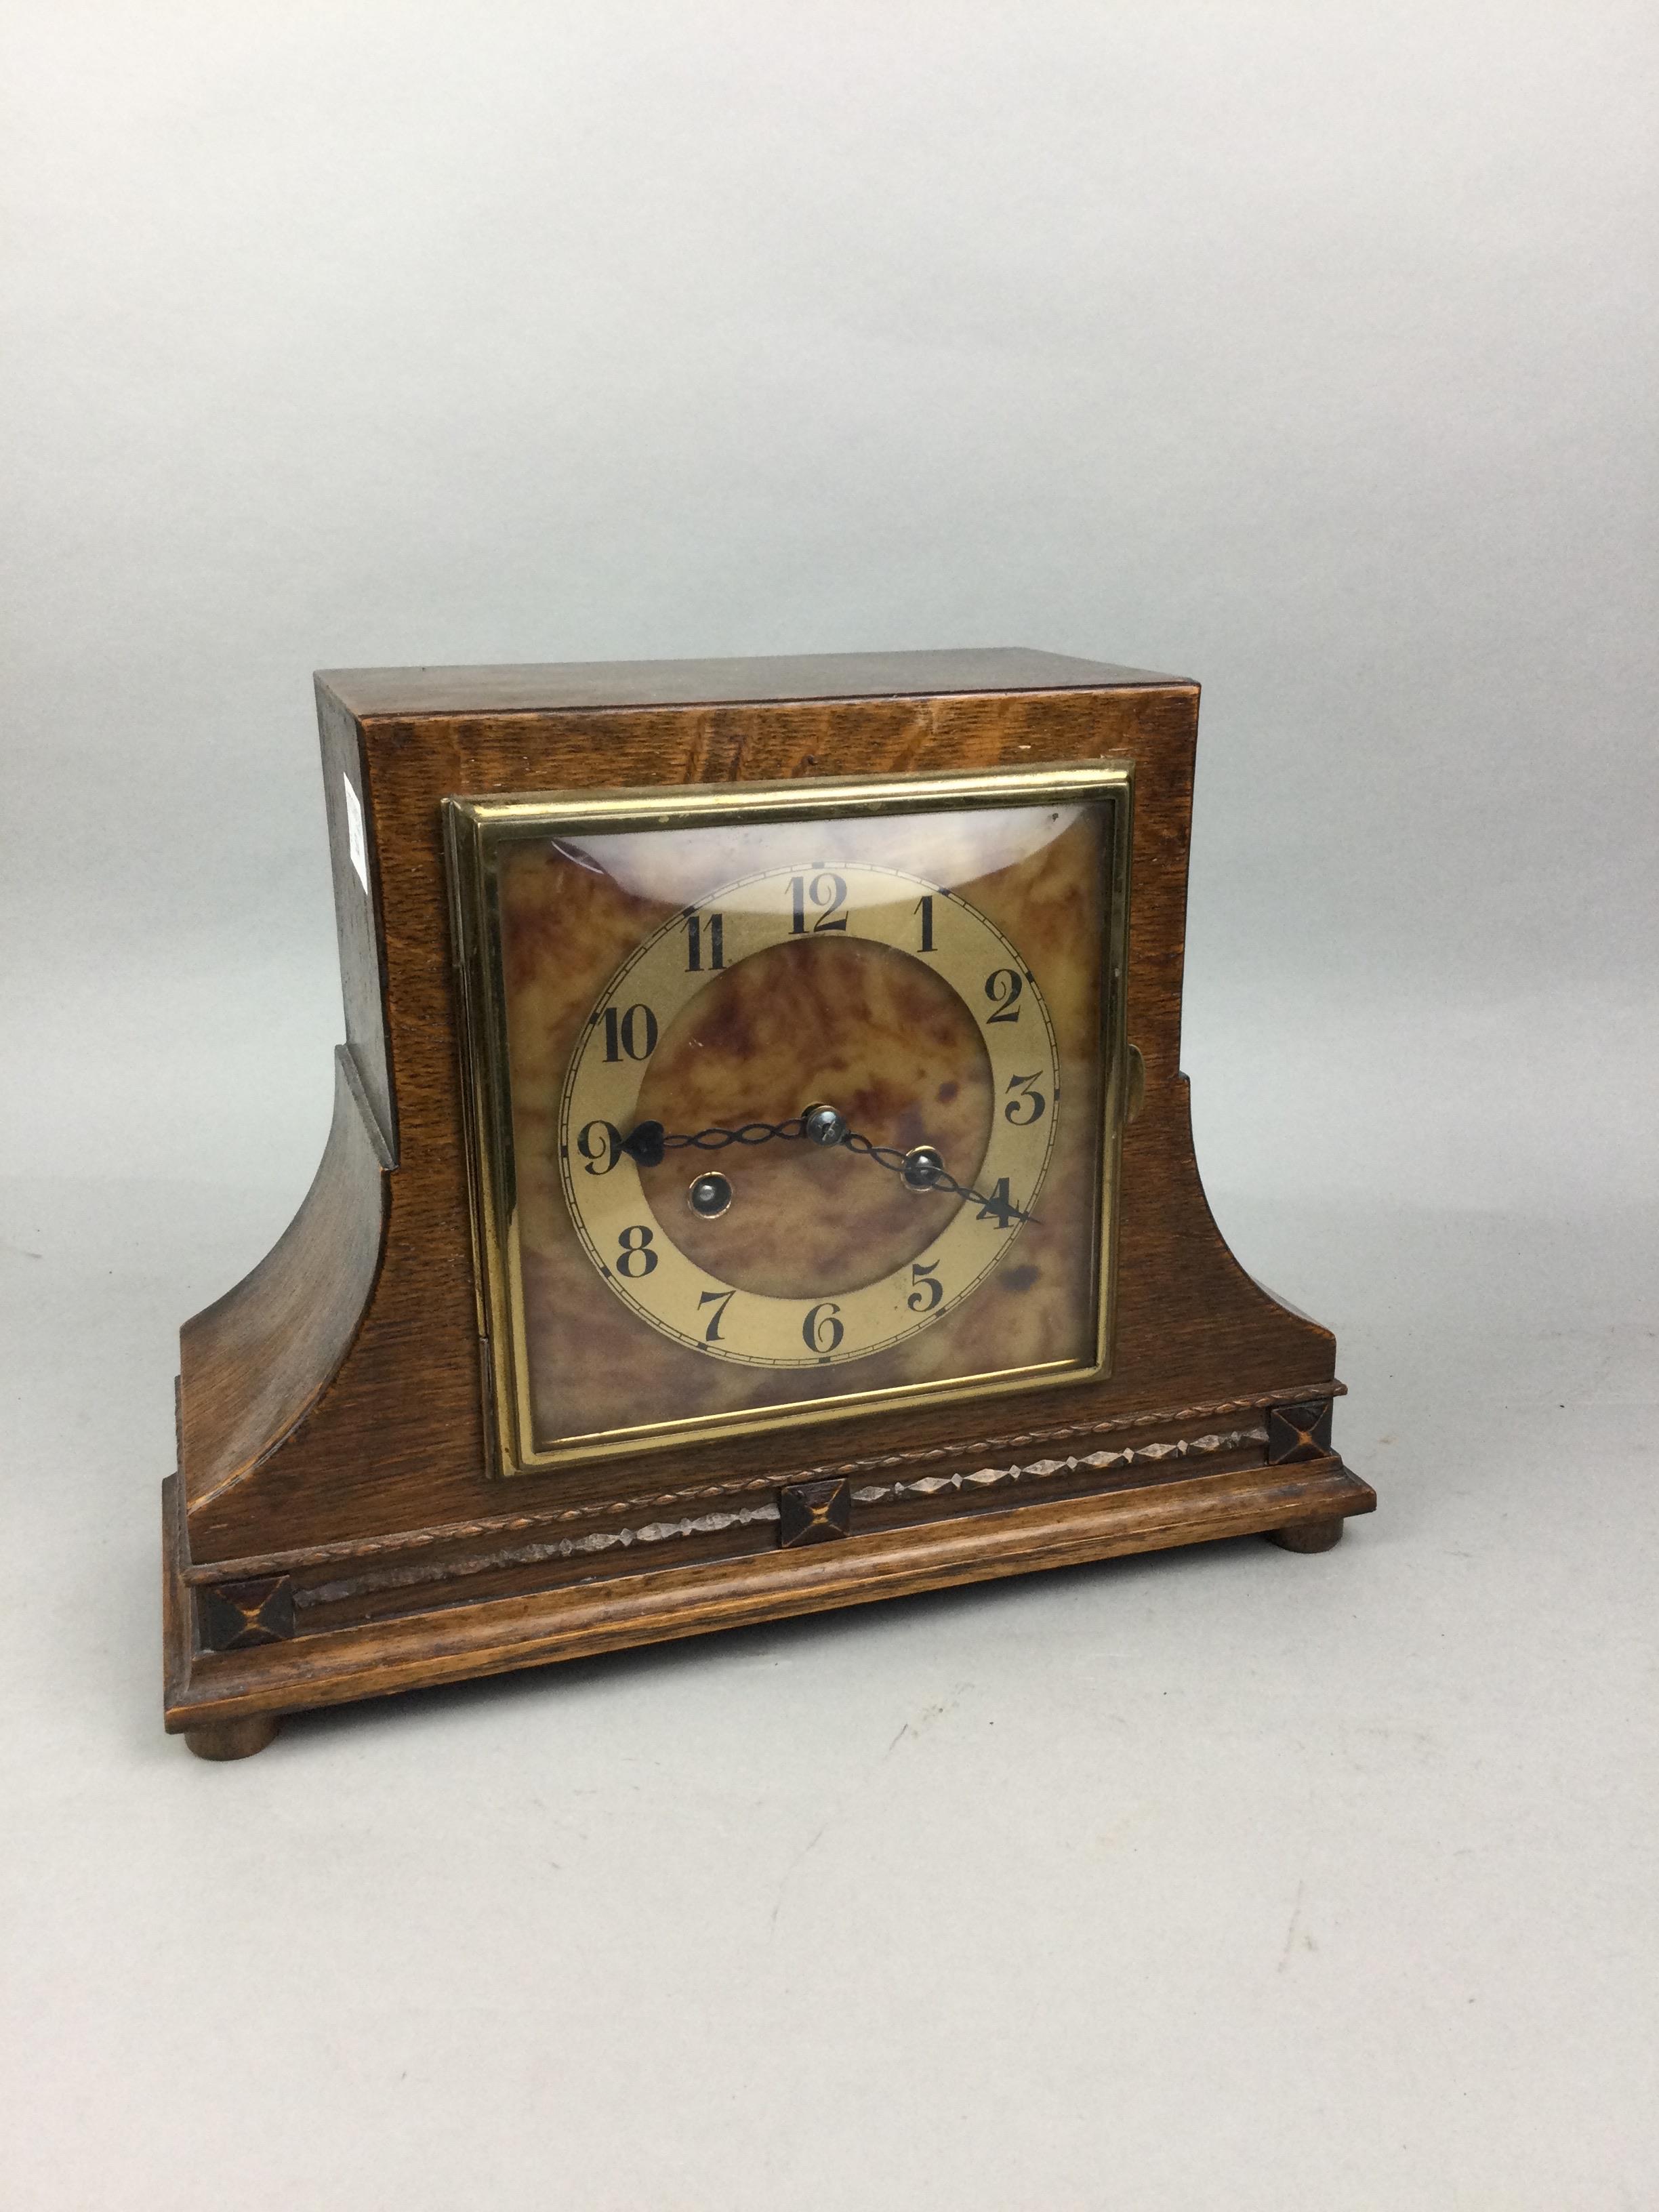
(315, 647, 1181, 720)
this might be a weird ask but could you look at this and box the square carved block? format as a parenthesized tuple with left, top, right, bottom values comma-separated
(779, 1478, 852, 1548)
(1267, 1399, 1334, 1465)
(198, 1575, 295, 1653)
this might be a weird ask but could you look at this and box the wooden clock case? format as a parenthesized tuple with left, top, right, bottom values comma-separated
(163, 649, 1372, 1759)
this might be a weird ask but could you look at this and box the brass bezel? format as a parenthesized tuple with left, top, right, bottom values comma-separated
(443, 761, 1134, 1477)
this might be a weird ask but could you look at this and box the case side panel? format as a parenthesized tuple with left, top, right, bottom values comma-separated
(178, 1048, 390, 1534)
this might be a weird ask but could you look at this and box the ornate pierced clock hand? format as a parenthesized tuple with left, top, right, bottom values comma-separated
(619, 1109, 1039, 1225)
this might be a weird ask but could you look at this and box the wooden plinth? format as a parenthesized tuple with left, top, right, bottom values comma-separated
(164, 1458, 1373, 1741)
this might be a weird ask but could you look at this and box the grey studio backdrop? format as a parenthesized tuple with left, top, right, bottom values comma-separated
(1, 7, 1654, 2210)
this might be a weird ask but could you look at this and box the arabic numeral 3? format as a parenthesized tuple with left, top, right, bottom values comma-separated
(1003, 1071, 1046, 1125)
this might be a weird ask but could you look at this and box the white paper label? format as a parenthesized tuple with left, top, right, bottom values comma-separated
(343, 773, 369, 894)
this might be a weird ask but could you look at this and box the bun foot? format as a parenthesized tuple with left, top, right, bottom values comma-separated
(184, 1715, 281, 1761)
(1266, 1515, 1345, 1554)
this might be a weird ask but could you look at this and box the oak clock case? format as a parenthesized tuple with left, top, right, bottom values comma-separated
(445, 767, 1130, 1475)
(164, 649, 1372, 1761)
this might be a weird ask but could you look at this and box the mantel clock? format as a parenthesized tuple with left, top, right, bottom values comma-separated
(164, 649, 1371, 1758)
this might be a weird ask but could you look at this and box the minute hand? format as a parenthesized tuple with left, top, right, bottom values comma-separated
(617, 1114, 1038, 1226)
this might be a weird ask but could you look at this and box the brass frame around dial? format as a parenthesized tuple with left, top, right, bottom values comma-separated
(443, 760, 1134, 1477)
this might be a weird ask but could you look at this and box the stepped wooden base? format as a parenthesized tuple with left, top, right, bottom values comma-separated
(164, 1457, 1372, 1749)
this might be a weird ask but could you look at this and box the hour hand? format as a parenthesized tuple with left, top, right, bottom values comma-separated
(618, 1112, 813, 1165)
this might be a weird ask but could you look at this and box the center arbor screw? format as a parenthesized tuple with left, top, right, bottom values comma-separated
(802, 1103, 848, 1147)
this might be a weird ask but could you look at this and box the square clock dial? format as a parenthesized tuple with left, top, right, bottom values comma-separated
(446, 766, 1132, 1472)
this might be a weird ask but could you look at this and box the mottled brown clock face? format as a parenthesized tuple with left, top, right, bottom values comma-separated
(491, 791, 1118, 1462)
(560, 859, 1060, 1366)
(634, 929, 997, 1302)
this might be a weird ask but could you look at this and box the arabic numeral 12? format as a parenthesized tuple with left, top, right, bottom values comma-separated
(790, 872, 848, 933)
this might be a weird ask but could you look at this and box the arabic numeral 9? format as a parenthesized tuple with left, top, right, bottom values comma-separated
(576, 1119, 622, 1174)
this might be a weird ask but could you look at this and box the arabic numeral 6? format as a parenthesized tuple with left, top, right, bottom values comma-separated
(802, 1300, 844, 1353)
